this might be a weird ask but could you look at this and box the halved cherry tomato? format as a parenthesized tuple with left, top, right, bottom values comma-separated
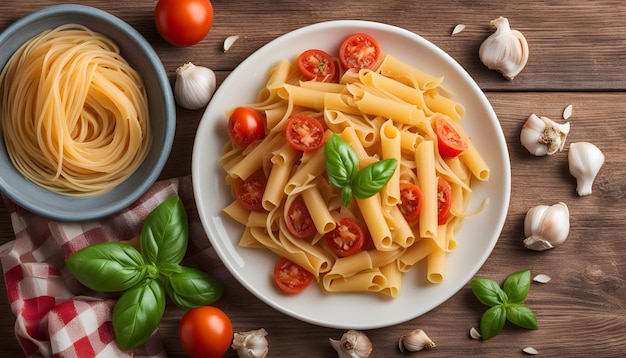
(155, 0, 214, 47)
(273, 257, 314, 293)
(285, 199, 317, 239)
(285, 114, 325, 152)
(234, 170, 267, 211)
(178, 306, 232, 358)
(339, 33, 381, 71)
(228, 107, 266, 149)
(433, 115, 468, 157)
(437, 177, 453, 225)
(399, 183, 423, 224)
(297, 49, 337, 82)
(325, 217, 368, 257)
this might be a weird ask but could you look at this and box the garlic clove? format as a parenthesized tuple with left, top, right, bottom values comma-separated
(398, 329, 435, 353)
(479, 16, 528, 80)
(231, 328, 269, 358)
(330, 330, 372, 358)
(568, 142, 605, 196)
(451, 24, 466, 35)
(174, 62, 216, 110)
(523, 202, 570, 251)
(224, 35, 241, 52)
(520, 114, 570, 156)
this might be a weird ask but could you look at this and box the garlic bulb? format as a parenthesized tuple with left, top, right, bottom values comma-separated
(231, 328, 269, 358)
(523, 202, 570, 251)
(520, 114, 570, 156)
(329, 330, 372, 358)
(174, 62, 216, 110)
(568, 142, 605, 196)
(398, 329, 435, 353)
(479, 16, 528, 80)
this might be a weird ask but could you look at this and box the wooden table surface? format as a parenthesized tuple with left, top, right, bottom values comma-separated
(1, 1, 625, 357)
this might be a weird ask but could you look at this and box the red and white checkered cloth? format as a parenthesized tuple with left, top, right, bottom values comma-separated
(0, 176, 224, 357)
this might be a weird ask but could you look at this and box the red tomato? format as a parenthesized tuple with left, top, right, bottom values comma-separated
(273, 257, 314, 293)
(178, 306, 232, 358)
(285, 114, 325, 152)
(228, 107, 266, 149)
(297, 49, 337, 82)
(234, 170, 267, 211)
(437, 177, 453, 225)
(433, 115, 468, 157)
(155, 0, 214, 47)
(399, 183, 423, 224)
(339, 33, 381, 71)
(285, 199, 317, 239)
(325, 217, 368, 257)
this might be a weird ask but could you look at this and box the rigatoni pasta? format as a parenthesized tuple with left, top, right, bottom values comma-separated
(219, 44, 489, 297)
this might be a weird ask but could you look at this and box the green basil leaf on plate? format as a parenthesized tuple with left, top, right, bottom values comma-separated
(351, 158, 397, 199)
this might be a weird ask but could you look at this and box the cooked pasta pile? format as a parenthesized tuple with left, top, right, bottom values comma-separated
(0, 24, 151, 196)
(219, 52, 489, 297)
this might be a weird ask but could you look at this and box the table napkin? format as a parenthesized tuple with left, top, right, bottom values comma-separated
(0, 175, 225, 357)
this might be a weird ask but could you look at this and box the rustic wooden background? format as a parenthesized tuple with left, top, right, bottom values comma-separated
(1, 0, 625, 356)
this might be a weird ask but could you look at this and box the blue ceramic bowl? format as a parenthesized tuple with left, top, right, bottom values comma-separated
(0, 5, 175, 221)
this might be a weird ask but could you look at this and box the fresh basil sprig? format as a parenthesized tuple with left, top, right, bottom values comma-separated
(66, 195, 224, 351)
(324, 133, 397, 207)
(470, 270, 538, 340)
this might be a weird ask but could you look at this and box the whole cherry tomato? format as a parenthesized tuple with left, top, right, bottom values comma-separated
(228, 107, 266, 149)
(155, 0, 214, 47)
(178, 306, 232, 358)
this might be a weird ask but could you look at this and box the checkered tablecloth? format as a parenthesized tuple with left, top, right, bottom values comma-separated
(0, 176, 224, 357)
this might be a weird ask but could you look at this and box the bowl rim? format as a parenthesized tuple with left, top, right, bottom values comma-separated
(0, 4, 175, 222)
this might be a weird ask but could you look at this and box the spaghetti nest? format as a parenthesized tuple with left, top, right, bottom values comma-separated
(0, 24, 151, 196)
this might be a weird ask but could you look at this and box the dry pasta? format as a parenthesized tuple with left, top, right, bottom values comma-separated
(0, 24, 151, 196)
(219, 48, 489, 297)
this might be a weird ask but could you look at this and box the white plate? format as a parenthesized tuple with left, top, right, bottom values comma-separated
(192, 20, 510, 329)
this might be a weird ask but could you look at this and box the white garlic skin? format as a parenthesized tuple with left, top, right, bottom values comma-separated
(520, 114, 570, 156)
(231, 328, 269, 358)
(568, 142, 605, 196)
(174, 62, 216, 110)
(398, 329, 435, 353)
(479, 16, 529, 80)
(523, 202, 570, 251)
(329, 330, 372, 358)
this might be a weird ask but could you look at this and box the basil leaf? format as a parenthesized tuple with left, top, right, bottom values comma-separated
(325, 134, 359, 189)
(502, 269, 531, 304)
(113, 279, 165, 351)
(471, 278, 508, 307)
(479, 305, 507, 340)
(341, 185, 353, 208)
(351, 158, 397, 199)
(164, 266, 225, 309)
(66, 242, 147, 292)
(141, 195, 188, 266)
(506, 304, 538, 330)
